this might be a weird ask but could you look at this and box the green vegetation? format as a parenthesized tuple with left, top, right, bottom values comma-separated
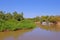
(0, 19, 36, 32)
(29, 16, 60, 23)
(0, 11, 60, 32)
(0, 11, 36, 32)
(19, 20, 36, 29)
(40, 16, 60, 23)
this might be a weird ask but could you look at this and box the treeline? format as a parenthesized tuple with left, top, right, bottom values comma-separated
(0, 11, 60, 22)
(40, 16, 60, 22)
(28, 16, 60, 22)
(0, 11, 60, 32)
(41, 16, 60, 22)
(0, 11, 36, 32)
(0, 11, 24, 21)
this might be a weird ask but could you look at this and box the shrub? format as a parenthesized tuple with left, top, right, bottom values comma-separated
(0, 19, 36, 32)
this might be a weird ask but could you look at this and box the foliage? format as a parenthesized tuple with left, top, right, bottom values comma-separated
(40, 16, 60, 22)
(19, 20, 36, 29)
(41, 16, 49, 22)
(0, 19, 36, 31)
(0, 11, 24, 21)
(0, 19, 6, 31)
(0, 11, 60, 32)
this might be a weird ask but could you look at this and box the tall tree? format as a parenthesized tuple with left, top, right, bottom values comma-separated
(0, 11, 5, 19)
(13, 11, 24, 21)
(4, 13, 12, 20)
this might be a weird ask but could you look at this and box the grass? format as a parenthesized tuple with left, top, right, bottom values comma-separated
(0, 19, 36, 32)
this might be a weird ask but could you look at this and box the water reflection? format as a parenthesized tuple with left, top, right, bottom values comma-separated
(0, 25, 60, 40)
(4, 36, 14, 40)
(39, 24, 60, 32)
(0, 29, 33, 40)
(17, 27, 60, 40)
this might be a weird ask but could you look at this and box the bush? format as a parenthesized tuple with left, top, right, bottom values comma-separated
(19, 20, 36, 29)
(0, 19, 36, 32)
(0, 19, 6, 31)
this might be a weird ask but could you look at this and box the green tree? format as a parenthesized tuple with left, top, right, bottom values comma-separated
(0, 11, 5, 19)
(41, 16, 49, 22)
(34, 16, 40, 22)
(13, 11, 24, 21)
(55, 16, 60, 22)
(4, 13, 12, 20)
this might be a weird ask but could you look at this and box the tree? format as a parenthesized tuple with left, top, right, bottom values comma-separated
(34, 16, 40, 22)
(49, 16, 54, 21)
(20, 12, 24, 20)
(41, 16, 49, 22)
(13, 11, 24, 21)
(0, 11, 5, 19)
(55, 16, 60, 22)
(4, 13, 12, 20)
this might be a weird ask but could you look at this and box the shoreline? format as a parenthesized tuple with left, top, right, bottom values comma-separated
(35, 21, 60, 26)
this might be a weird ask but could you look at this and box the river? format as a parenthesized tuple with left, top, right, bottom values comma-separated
(0, 25, 60, 40)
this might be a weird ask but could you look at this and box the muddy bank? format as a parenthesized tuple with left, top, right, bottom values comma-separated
(35, 21, 60, 26)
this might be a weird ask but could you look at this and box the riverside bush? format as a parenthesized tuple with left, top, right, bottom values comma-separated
(0, 19, 36, 32)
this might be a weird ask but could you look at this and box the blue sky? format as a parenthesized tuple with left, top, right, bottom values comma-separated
(0, 0, 60, 18)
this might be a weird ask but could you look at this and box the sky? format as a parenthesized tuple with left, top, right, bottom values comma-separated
(0, 0, 60, 18)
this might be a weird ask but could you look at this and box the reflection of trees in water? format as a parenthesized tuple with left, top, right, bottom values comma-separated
(0, 29, 33, 40)
(39, 24, 60, 32)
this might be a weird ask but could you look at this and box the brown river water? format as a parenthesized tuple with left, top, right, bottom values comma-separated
(0, 25, 60, 40)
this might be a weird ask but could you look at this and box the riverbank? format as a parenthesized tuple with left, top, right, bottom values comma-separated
(35, 22, 60, 29)
(56, 22, 60, 26)
(0, 20, 36, 32)
(35, 21, 60, 32)
(35, 21, 60, 26)
(0, 29, 33, 40)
